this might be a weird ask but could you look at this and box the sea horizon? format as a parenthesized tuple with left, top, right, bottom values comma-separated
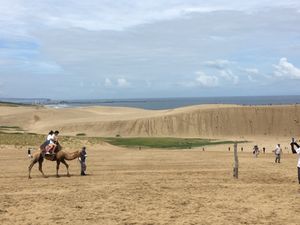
(1, 95, 300, 110)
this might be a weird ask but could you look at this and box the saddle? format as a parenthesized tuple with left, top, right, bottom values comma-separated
(40, 141, 61, 161)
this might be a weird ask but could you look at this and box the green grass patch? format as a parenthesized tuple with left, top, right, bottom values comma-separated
(0, 133, 43, 146)
(0, 133, 102, 147)
(0, 101, 31, 107)
(0, 132, 246, 150)
(103, 137, 245, 149)
(0, 125, 22, 129)
(0, 125, 24, 133)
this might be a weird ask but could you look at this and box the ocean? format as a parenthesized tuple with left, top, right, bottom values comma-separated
(1, 95, 300, 110)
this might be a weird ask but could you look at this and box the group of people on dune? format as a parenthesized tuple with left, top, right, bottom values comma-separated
(253, 140, 300, 184)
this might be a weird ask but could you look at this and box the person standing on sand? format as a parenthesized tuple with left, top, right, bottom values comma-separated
(79, 146, 87, 176)
(274, 144, 282, 163)
(291, 140, 300, 184)
(297, 149, 300, 184)
(253, 145, 259, 158)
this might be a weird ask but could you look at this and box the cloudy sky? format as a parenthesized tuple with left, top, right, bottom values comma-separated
(0, 0, 300, 99)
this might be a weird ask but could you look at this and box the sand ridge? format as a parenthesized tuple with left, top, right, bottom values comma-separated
(1, 104, 300, 138)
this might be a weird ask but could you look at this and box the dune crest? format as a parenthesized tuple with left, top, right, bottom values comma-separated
(0, 104, 300, 138)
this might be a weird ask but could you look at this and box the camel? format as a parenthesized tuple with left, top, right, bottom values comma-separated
(28, 143, 83, 179)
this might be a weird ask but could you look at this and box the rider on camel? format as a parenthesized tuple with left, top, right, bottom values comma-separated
(45, 130, 59, 155)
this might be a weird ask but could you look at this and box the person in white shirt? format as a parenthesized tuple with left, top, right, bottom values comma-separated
(46, 131, 55, 145)
(274, 144, 282, 163)
(290, 140, 300, 184)
(45, 130, 56, 154)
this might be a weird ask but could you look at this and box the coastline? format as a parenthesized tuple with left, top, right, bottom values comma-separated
(2, 95, 300, 110)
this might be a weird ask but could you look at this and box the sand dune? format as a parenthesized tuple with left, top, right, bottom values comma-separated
(1, 104, 300, 138)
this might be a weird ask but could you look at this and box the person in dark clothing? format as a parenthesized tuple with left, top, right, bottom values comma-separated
(253, 145, 259, 158)
(290, 139, 300, 184)
(79, 147, 87, 176)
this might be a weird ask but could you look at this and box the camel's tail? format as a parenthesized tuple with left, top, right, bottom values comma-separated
(27, 148, 33, 159)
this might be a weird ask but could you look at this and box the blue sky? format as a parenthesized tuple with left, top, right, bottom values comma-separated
(0, 0, 300, 99)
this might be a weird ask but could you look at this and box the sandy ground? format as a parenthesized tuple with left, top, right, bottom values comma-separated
(1, 142, 300, 225)
(1, 104, 300, 224)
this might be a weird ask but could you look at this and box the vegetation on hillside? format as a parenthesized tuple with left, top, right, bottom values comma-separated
(0, 127, 244, 149)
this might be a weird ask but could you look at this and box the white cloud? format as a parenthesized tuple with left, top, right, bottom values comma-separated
(1, 1, 300, 98)
(203, 59, 235, 69)
(104, 78, 112, 87)
(274, 57, 300, 79)
(104, 77, 131, 88)
(0, 1, 228, 32)
(181, 6, 227, 13)
(195, 71, 219, 87)
(1, 1, 300, 33)
(242, 68, 260, 82)
(202, 59, 239, 84)
(117, 78, 130, 87)
(243, 68, 259, 75)
(219, 69, 239, 84)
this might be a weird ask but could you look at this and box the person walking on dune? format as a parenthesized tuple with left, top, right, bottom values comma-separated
(274, 144, 282, 163)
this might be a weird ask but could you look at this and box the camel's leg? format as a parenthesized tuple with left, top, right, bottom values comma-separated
(38, 157, 47, 178)
(56, 160, 61, 177)
(61, 159, 70, 177)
